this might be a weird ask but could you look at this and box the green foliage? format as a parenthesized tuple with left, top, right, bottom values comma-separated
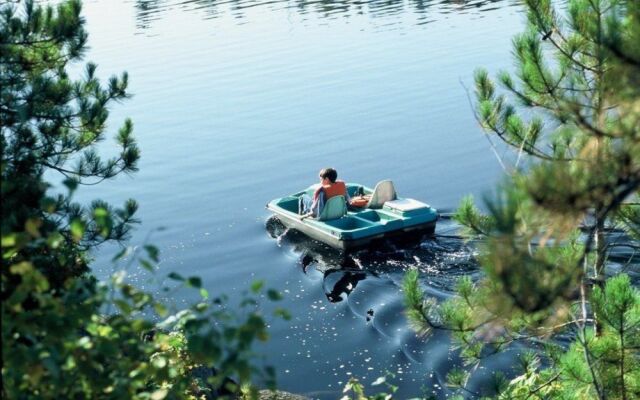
(405, 270, 640, 398)
(499, 276, 640, 399)
(340, 374, 398, 400)
(403, 268, 438, 336)
(2, 239, 281, 399)
(405, 0, 640, 399)
(453, 195, 495, 236)
(1, 1, 286, 398)
(453, 187, 586, 316)
(617, 200, 640, 241)
(1, 0, 140, 288)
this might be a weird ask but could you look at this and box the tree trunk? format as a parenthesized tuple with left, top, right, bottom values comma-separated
(593, 212, 606, 335)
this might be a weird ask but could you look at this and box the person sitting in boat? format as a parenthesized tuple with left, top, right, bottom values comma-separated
(299, 167, 350, 219)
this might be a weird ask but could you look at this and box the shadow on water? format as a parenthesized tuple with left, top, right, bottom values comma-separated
(133, 0, 516, 29)
(323, 269, 367, 303)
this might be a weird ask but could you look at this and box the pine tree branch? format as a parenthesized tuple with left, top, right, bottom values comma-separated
(1, 38, 61, 46)
(487, 121, 561, 161)
(41, 160, 131, 185)
(525, 371, 562, 400)
(569, 173, 640, 399)
(475, 89, 576, 161)
(538, 318, 595, 332)
(525, 0, 602, 75)
(619, 321, 627, 400)
(460, 79, 509, 171)
(546, 36, 600, 73)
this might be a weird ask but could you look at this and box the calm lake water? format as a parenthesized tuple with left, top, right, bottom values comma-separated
(75, 0, 530, 397)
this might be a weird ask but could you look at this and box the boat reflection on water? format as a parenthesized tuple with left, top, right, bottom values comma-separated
(265, 214, 469, 307)
(266, 215, 381, 303)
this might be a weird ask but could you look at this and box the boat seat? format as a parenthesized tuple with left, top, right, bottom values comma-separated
(367, 180, 397, 209)
(318, 195, 347, 221)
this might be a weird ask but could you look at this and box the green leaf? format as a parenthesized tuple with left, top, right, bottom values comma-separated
(250, 280, 264, 293)
(267, 289, 283, 301)
(63, 177, 79, 192)
(41, 197, 57, 213)
(70, 218, 85, 241)
(114, 299, 132, 314)
(140, 259, 154, 271)
(10, 262, 33, 274)
(46, 232, 64, 249)
(144, 245, 160, 262)
(273, 307, 291, 321)
(151, 356, 167, 369)
(168, 272, 184, 281)
(111, 246, 131, 262)
(1, 234, 17, 247)
(93, 207, 112, 237)
(187, 277, 202, 288)
(154, 303, 168, 317)
(150, 389, 168, 400)
(25, 218, 42, 238)
(77, 336, 93, 349)
(456, 276, 474, 300)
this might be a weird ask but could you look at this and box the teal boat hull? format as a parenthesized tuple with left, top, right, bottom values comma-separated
(266, 183, 438, 250)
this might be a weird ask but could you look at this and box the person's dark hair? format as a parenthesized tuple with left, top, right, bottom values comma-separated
(319, 168, 338, 183)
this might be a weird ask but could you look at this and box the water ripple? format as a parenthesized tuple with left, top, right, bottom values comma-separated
(132, 0, 517, 30)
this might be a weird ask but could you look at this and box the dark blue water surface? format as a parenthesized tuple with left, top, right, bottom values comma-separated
(74, 0, 531, 397)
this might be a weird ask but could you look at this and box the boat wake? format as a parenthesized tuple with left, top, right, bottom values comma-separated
(263, 213, 639, 399)
(267, 215, 480, 283)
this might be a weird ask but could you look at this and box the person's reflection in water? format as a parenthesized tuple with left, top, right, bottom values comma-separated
(324, 270, 367, 303)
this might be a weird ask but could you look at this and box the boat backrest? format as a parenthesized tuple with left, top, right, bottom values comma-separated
(367, 180, 397, 209)
(318, 195, 347, 221)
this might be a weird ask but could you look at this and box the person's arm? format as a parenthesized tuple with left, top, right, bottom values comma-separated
(302, 190, 324, 220)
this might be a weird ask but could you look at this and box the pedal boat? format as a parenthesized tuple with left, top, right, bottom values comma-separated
(266, 181, 438, 250)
